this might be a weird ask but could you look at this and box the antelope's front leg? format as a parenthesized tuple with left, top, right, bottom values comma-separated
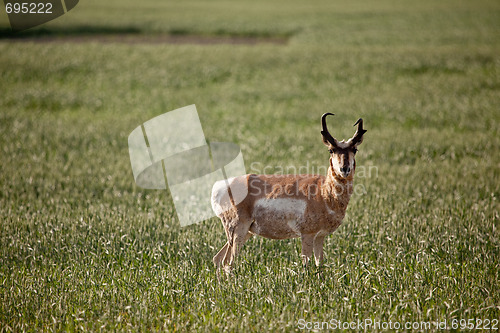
(300, 234, 314, 267)
(313, 234, 325, 266)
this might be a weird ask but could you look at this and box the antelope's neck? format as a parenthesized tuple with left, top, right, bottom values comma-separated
(321, 166, 354, 213)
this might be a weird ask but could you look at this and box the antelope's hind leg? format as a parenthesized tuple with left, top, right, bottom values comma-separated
(227, 223, 253, 268)
(213, 215, 232, 269)
(213, 213, 253, 274)
(213, 242, 230, 269)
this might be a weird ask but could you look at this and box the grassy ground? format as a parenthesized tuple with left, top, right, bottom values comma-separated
(0, 0, 499, 331)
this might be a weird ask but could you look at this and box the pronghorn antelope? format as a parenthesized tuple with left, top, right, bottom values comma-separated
(211, 113, 366, 271)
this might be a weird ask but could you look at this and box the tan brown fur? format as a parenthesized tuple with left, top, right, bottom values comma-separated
(212, 114, 366, 272)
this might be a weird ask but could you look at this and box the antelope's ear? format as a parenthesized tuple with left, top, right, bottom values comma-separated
(349, 118, 367, 147)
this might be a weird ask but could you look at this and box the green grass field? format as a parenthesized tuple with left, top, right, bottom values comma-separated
(1, 0, 499, 331)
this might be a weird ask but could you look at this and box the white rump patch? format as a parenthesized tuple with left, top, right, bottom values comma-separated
(211, 179, 228, 216)
(211, 175, 248, 216)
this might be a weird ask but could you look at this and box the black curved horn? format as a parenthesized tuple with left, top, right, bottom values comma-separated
(351, 118, 367, 145)
(321, 113, 337, 147)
